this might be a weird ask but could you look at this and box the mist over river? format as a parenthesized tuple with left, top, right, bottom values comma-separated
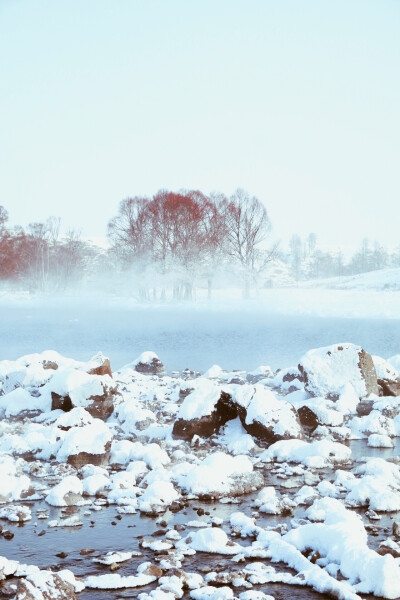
(1, 291, 400, 371)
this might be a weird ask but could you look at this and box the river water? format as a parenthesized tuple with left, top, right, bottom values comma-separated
(1, 299, 400, 372)
(2, 439, 386, 600)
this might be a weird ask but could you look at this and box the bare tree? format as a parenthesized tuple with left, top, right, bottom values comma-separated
(27, 221, 51, 291)
(289, 234, 303, 282)
(202, 192, 228, 299)
(107, 197, 153, 299)
(0, 206, 8, 230)
(224, 189, 277, 297)
(148, 190, 219, 300)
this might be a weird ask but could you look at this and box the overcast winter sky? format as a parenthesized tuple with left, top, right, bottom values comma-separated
(0, 0, 399, 247)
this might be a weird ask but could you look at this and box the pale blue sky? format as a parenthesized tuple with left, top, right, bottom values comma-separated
(1, 0, 399, 247)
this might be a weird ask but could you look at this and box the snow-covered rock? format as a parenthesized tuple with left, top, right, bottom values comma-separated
(173, 379, 223, 440)
(298, 343, 378, 399)
(373, 355, 400, 397)
(182, 527, 242, 555)
(173, 452, 263, 498)
(85, 563, 162, 589)
(46, 369, 117, 420)
(174, 382, 304, 446)
(0, 388, 48, 417)
(45, 475, 83, 507)
(16, 570, 77, 600)
(86, 352, 112, 377)
(260, 439, 351, 468)
(128, 351, 165, 376)
(138, 481, 179, 514)
(0, 456, 32, 502)
(239, 386, 303, 445)
(56, 421, 112, 468)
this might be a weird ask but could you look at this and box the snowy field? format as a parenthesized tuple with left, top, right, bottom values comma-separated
(302, 267, 400, 291)
(1, 288, 400, 372)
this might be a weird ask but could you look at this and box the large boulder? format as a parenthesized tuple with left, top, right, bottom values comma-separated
(172, 381, 229, 440)
(298, 343, 378, 399)
(16, 571, 77, 600)
(48, 370, 118, 420)
(173, 382, 304, 446)
(56, 421, 112, 468)
(240, 386, 304, 445)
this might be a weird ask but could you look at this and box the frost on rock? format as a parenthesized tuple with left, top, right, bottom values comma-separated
(298, 343, 379, 399)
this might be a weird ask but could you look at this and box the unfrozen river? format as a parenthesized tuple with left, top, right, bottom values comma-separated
(1, 297, 400, 371)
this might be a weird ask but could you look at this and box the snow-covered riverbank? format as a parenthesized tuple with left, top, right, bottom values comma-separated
(2, 344, 400, 600)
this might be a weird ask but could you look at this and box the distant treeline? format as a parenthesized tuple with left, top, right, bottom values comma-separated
(0, 189, 276, 297)
(0, 193, 399, 297)
(285, 233, 399, 282)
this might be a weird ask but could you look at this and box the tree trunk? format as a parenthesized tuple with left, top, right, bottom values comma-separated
(173, 284, 180, 301)
(207, 278, 212, 300)
(243, 276, 250, 299)
(184, 283, 193, 301)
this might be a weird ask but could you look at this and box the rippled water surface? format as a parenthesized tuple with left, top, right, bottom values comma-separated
(2, 440, 391, 600)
